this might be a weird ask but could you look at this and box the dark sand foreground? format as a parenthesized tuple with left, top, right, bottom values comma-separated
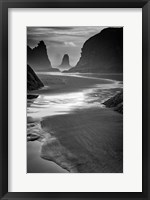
(40, 108, 123, 173)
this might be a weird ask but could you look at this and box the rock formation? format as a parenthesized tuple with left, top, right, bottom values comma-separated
(67, 27, 123, 73)
(103, 92, 123, 114)
(27, 41, 59, 72)
(27, 64, 44, 91)
(57, 54, 71, 71)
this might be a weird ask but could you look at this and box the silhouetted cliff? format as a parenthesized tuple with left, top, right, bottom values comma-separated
(27, 41, 59, 72)
(68, 27, 123, 73)
(58, 54, 71, 71)
(27, 64, 44, 91)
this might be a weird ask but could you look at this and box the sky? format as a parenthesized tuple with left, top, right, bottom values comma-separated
(27, 26, 106, 67)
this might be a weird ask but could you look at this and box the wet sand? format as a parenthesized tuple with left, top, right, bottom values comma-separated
(27, 141, 68, 173)
(40, 108, 123, 173)
(27, 73, 123, 173)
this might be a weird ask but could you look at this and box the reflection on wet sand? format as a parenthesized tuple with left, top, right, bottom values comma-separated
(28, 81, 122, 119)
(27, 141, 68, 173)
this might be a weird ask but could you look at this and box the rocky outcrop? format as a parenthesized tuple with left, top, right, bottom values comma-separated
(57, 54, 71, 71)
(67, 27, 123, 73)
(27, 64, 44, 91)
(27, 41, 59, 72)
(103, 92, 123, 114)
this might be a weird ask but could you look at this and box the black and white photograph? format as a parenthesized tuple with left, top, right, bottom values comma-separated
(27, 26, 123, 173)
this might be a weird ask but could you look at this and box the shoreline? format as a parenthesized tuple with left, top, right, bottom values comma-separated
(27, 73, 123, 173)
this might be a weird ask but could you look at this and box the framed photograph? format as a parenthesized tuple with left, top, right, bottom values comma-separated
(0, 0, 149, 199)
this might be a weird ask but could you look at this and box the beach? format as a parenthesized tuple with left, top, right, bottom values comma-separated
(27, 73, 123, 173)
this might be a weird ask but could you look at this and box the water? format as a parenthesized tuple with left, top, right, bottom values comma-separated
(27, 82, 122, 119)
(37, 71, 123, 81)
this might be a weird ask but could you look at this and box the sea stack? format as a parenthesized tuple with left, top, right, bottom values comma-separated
(58, 54, 71, 71)
(67, 27, 123, 73)
(27, 40, 59, 72)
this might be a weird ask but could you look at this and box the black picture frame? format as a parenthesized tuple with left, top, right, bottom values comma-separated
(0, 0, 149, 199)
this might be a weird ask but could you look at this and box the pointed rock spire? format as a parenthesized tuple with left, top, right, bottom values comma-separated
(57, 54, 71, 71)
